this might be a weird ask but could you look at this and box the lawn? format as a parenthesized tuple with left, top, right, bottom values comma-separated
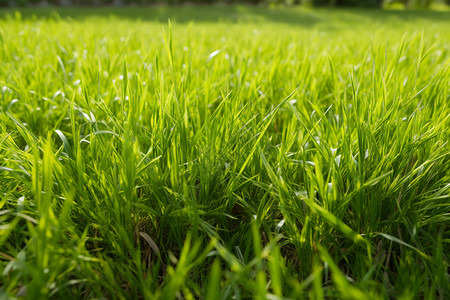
(0, 6, 449, 299)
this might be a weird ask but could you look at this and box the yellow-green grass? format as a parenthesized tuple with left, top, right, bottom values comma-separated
(0, 6, 449, 299)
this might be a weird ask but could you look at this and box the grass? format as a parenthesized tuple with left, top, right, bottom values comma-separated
(0, 6, 449, 299)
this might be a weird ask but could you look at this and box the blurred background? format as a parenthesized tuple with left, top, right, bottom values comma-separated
(1, 0, 449, 9)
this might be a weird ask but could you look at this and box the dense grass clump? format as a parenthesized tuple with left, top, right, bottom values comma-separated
(0, 7, 449, 299)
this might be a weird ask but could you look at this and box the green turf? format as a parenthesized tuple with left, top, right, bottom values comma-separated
(0, 6, 449, 299)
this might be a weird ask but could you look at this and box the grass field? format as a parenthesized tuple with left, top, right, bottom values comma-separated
(0, 6, 449, 299)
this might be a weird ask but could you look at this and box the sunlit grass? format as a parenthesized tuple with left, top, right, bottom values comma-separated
(0, 7, 449, 299)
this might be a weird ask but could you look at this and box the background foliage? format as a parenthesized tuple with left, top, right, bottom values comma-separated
(1, 0, 449, 8)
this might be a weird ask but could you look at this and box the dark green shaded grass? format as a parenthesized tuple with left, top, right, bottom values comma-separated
(0, 7, 449, 299)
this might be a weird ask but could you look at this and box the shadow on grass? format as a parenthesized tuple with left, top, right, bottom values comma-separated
(0, 6, 319, 26)
(0, 5, 449, 26)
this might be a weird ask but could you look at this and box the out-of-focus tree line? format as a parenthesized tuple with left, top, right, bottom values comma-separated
(1, 0, 449, 9)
